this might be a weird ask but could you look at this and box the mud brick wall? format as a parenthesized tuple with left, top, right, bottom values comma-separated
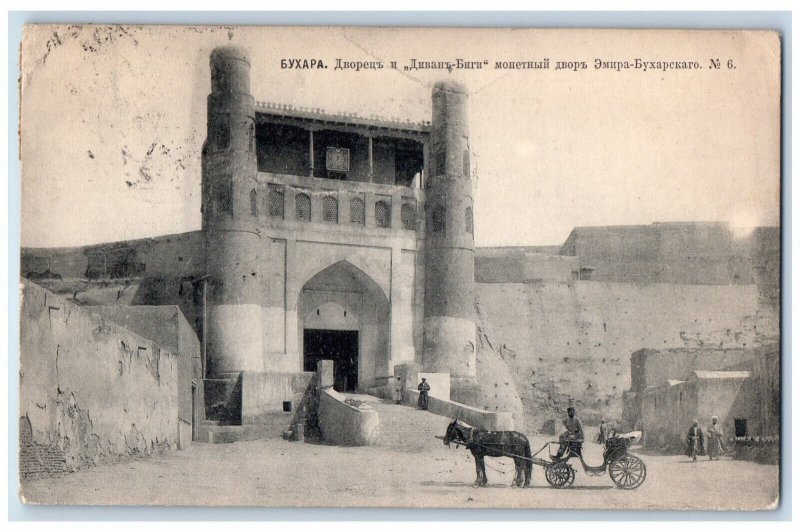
(19, 280, 181, 480)
(475, 280, 766, 430)
(19, 416, 68, 480)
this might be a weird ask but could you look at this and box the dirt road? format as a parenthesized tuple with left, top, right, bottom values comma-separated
(20, 436, 779, 510)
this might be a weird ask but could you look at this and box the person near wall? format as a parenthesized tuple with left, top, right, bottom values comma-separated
(707, 415, 726, 460)
(394, 376, 404, 405)
(417, 378, 430, 410)
(685, 419, 705, 462)
(553, 406, 585, 460)
(597, 418, 610, 444)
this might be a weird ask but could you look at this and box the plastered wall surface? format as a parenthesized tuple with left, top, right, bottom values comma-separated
(93, 305, 202, 425)
(19, 281, 181, 481)
(242, 371, 314, 420)
(475, 279, 765, 429)
(317, 388, 379, 446)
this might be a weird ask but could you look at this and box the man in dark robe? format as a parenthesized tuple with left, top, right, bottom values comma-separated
(417, 378, 430, 410)
(686, 419, 705, 462)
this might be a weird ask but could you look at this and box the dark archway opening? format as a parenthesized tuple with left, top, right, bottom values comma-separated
(304, 329, 359, 392)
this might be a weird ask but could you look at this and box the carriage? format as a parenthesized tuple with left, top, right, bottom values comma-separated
(534, 432, 647, 489)
(441, 419, 647, 490)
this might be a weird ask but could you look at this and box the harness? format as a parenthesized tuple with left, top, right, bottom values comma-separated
(446, 423, 473, 449)
(448, 423, 527, 457)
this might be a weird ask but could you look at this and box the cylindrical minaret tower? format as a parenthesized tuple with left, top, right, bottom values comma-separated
(423, 81, 477, 394)
(202, 46, 263, 377)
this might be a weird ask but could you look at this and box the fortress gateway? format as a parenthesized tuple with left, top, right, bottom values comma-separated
(200, 46, 478, 395)
(22, 45, 500, 448)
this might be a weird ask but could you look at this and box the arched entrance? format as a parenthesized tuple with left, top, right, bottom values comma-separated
(298, 261, 390, 392)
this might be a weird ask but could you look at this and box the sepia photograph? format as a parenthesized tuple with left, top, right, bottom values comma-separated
(15, 24, 782, 510)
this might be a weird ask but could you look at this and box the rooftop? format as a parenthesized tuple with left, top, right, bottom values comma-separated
(255, 100, 430, 135)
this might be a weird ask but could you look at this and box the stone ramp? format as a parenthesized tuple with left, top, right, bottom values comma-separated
(344, 394, 449, 452)
(196, 392, 450, 448)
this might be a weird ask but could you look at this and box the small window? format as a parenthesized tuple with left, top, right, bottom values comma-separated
(465, 205, 473, 235)
(375, 201, 391, 228)
(431, 204, 446, 233)
(211, 113, 230, 151)
(326, 147, 350, 172)
(401, 203, 416, 231)
(268, 189, 284, 219)
(249, 189, 258, 217)
(215, 182, 232, 214)
(323, 196, 338, 223)
(350, 197, 365, 225)
(295, 193, 311, 221)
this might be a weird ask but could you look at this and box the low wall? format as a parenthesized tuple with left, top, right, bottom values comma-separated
(19, 280, 181, 480)
(406, 389, 514, 431)
(242, 371, 315, 420)
(734, 437, 780, 465)
(317, 389, 379, 446)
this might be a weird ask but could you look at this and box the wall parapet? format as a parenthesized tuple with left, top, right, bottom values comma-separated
(317, 388, 379, 446)
(405, 389, 514, 431)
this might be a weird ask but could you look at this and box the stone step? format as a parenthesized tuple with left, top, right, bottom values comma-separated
(196, 412, 295, 444)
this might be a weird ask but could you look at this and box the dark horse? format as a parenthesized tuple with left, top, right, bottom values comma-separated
(443, 419, 532, 487)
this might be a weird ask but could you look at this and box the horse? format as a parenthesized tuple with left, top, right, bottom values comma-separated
(443, 419, 532, 488)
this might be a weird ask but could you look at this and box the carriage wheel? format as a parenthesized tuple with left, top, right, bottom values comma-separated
(545, 463, 575, 489)
(609, 454, 647, 490)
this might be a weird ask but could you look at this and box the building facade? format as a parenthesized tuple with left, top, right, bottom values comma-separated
(198, 46, 477, 396)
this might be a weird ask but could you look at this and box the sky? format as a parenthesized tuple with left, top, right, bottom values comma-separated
(19, 26, 781, 248)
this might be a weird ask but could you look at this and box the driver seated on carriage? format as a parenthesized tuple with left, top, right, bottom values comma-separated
(552, 406, 585, 460)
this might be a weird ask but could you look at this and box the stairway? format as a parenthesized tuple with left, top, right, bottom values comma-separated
(195, 412, 294, 444)
(343, 394, 450, 452)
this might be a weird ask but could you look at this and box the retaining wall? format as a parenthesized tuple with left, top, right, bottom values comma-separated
(317, 388, 379, 446)
(405, 389, 514, 431)
(476, 280, 766, 427)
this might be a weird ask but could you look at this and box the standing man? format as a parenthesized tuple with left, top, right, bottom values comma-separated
(597, 418, 610, 444)
(417, 378, 431, 410)
(393, 375, 404, 405)
(686, 419, 705, 462)
(707, 415, 726, 460)
(553, 406, 585, 460)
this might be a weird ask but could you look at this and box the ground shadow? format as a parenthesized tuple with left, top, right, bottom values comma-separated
(550, 485, 615, 491)
(419, 480, 614, 491)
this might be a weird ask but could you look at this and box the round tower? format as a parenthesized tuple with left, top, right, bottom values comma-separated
(423, 81, 477, 394)
(202, 46, 263, 377)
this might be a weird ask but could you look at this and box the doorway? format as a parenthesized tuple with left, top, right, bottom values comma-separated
(304, 329, 359, 392)
(734, 418, 748, 437)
